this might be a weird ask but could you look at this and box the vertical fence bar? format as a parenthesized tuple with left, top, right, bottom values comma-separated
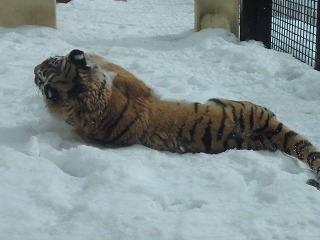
(240, 0, 272, 48)
(315, 0, 320, 70)
(256, 0, 273, 48)
(240, 0, 257, 42)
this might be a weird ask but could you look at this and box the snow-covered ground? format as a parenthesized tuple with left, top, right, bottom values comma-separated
(1, 0, 320, 239)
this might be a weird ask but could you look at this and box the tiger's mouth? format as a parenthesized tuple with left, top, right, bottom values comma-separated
(43, 84, 61, 102)
(34, 66, 63, 103)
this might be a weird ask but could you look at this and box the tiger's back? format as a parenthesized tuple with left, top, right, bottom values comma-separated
(34, 49, 320, 188)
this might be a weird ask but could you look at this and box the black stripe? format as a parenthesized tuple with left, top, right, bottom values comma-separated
(104, 100, 130, 137)
(189, 117, 203, 140)
(202, 119, 213, 153)
(62, 60, 68, 72)
(234, 100, 246, 107)
(294, 140, 312, 160)
(229, 132, 244, 149)
(194, 102, 200, 112)
(62, 60, 69, 73)
(64, 61, 72, 77)
(189, 122, 198, 139)
(74, 99, 82, 118)
(283, 131, 298, 155)
(109, 102, 129, 129)
(223, 140, 229, 152)
(307, 152, 320, 169)
(265, 123, 283, 138)
(249, 133, 266, 149)
(109, 116, 139, 144)
(259, 109, 264, 120)
(239, 109, 245, 133)
(56, 80, 70, 85)
(259, 138, 267, 150)
(72, 74, 80, 84)
(45, 70, 57, 83)
(67, 84, 86, 97)
(254, 113, 270, 134)
(46, 75, 55, 83)
(239, 101, 246, 107)
(275, 123, 283, 134)
(264, 123, 283, 150)
(249, 106, 254, 130)
(217, 108, 226, 141)
(177, 122, 186, 139)
(268, 139, 278, 151)
(231, 106, 237, 125)
(153, 133, 171, 150)
(266, 108, 276, 118)
(207, 98, 227, 107)
(42, 69, 50, 76)
(234, 133, 244, 149)
(97, 106, 111, 128)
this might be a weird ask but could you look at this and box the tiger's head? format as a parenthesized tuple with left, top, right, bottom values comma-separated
(34, 49, 113, 123)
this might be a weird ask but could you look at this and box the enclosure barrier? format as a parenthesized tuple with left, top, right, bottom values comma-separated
(194, 0, 239, 37)
(0, 0, 56, 29)
(1, 0, 319, 70)
(240, 0, 320, 70)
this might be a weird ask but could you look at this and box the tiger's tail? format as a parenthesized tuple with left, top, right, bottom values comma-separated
(260, 118, 320, 187)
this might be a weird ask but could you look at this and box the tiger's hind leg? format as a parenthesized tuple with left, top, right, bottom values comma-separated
(207, 98, 279, 152)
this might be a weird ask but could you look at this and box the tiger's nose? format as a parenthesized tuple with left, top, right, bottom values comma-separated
(34, 64, 40, 74)
(34, 65, 41, 86)
(34, 73, 41, 86)
(34, 73, 44, 87)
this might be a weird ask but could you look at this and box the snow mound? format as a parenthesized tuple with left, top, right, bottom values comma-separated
(1, 0, 320, 239)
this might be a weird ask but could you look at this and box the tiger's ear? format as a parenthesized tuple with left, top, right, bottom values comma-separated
(68, 49, 90, 69)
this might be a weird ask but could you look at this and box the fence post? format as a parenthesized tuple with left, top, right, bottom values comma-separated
(315, 0, 320, 70)
(0, 0, 56, 29)
(240, 0, 272, 48)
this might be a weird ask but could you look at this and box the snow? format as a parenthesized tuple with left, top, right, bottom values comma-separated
(1, 0, 320, 239)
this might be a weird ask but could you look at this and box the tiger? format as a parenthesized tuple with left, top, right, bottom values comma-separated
(34, 49, 320, 189)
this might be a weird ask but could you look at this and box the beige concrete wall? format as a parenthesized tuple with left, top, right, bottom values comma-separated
(195, 0, 239, 37)
(0, 0, 56, 28)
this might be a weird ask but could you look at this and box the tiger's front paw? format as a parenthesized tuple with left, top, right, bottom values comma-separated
(68, 49, 90, 70)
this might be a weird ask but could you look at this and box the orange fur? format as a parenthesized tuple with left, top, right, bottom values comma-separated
(34, 50, 320, 187)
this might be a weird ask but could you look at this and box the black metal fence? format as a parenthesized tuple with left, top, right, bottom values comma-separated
(240, 0, 320, 70)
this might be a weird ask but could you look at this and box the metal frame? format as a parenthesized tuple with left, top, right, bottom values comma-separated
(240, 0, 272, 48)
(0, 0, 56, 29)
(194, 0, 239, 37)
(241, 0, 320, 70)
